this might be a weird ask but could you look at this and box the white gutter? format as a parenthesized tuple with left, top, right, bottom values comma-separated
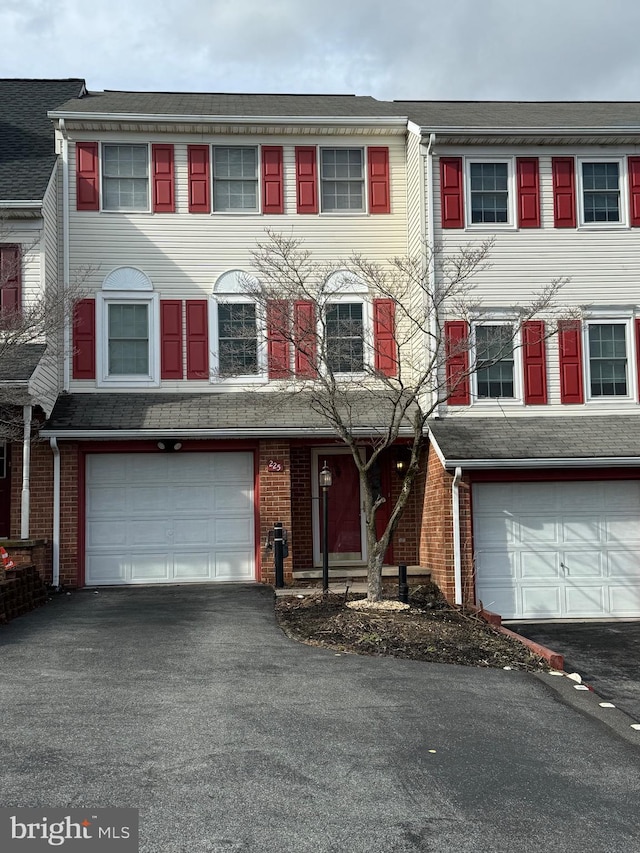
(60, 119, 71, 392)
(424, 132, 438, 415)
(0, 201, 43, 208)
(417, 124, 640, 136)
(442, 456, 640, 470)
(452, 467, 463, 606)
(39, 425, 417, 440)
(49, 437, 60, 588)
(49, 110, 408, 128)
(20, 405, 32, 539)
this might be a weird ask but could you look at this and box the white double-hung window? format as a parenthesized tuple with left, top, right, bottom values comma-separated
(472, 322, 520, 402)
(467, 160, 513, 226)
(213, 147, 259, 212)
(586, 320, 632, 398)
(102, 144, 149, 211)
(320, 148, 365, 212)
(578, 159, 625, 226)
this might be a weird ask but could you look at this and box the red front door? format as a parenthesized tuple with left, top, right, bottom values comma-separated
(317, 453, 363, 563)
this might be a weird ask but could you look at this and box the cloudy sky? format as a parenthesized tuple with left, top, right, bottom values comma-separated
(0, 0, 638, 101)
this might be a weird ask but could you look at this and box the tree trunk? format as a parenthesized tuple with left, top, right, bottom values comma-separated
(367, 546, 385, 602)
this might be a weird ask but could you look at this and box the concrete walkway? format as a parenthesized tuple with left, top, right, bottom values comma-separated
(0, 585, 638, 853)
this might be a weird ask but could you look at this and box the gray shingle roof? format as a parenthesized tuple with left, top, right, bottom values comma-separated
(395, 100, 640, 129)
(0, 78, 86, 201)
(43, 392, 415, 436)
(0, 343, 46, 381)
(429, 416, 640, 466)
(51, 90, 399, 119)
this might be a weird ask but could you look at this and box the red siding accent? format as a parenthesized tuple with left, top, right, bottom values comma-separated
(267, 300, 290, 378)
(373, 298, 397, 377)
(440, 158, 464, 229)
(187, 145, 211, 213)
(629, 157, 640, 227)
(262, 146, 284, 214)
(558, 320, 584, 404)
(0, 245, 21, 319)
(186, 300, 209, 379)
(72, 299, 96, 379)
(522, 320, 547, 404)
(76, 142, 99, 211)
(516, 158, 540, 228)
(160, 300, 183, 380)
(152, 144, 175, 213)
(295, 147, 318, 214)
(293, 300, 317, 377)
(368, 147, 390, 214)
(445, 320, 470, 405)
(552, 157, 576, 228)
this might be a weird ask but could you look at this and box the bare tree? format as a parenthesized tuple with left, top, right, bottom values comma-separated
(242, 229, 568, 602)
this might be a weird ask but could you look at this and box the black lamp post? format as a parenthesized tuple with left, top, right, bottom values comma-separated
(319, 460, 333, 594)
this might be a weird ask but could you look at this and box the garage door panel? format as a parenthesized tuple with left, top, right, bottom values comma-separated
(474, 481, 640, 619)
(521, 551, 558, 579)
(85, 452, 255, 585)
(521, 585, 561, 619)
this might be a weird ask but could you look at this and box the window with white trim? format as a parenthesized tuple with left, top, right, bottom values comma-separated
(473, 323, 518, 400)
(323, 271, 370, 374)
(213, 147, 258, 212)
(211, 270, 265, 381)
(579, 160, 623, 225)
(466, 159, 513, 226)
(320, 148, 365, 212)
(587, 321, 629, 397)
(97, 266, 159, 387)
(102, 144, 149, 211)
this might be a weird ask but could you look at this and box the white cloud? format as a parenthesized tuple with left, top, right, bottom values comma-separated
(1, 0, 640, 101)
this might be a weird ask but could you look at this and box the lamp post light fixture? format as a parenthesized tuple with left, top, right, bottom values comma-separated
(319, 460, 333, 594)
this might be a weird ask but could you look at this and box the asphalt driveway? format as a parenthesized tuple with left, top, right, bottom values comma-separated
(509, 621, 640, 721)
(0, 586, 638, 853)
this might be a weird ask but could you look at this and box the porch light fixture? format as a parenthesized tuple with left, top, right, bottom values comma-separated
(320, 460, 333, 594)
(157, 440, 183, 452)
(395, 447, 411, 478)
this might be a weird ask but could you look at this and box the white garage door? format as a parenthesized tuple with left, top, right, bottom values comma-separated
(474, 481, 640, 620)
(85, 452, 255, 585)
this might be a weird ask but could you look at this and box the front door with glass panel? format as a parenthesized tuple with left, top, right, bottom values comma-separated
(312, 449, 366, 566)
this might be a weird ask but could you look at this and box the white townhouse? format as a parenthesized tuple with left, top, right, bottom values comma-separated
(400, 101, 640, 620)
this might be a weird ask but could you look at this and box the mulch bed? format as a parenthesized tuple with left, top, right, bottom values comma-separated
(275, 583, 548, 670)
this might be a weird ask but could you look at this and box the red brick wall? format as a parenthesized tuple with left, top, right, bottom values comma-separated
(387, 451, 420, 566)
(59, 443, 79, 587)
(258, 439, 293, 583)
(290, 445, 313, 570)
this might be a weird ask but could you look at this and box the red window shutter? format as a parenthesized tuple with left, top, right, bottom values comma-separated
(522, 320, 547, 404)
(440, 158, 464, 229)
(368, 147, 390, 214)
(186, 300, 209, 379)
(552, 157, 576, 228)
(516, 158, 540, 228)
(76, 142, 99, 211)
(558, 320, 584, 404)
(373, 298, 397, 376)
(188, 145, 211, 213)
(160, 300, 183, 380)
(445, 320, 470, 405)
(295, 147, 318, 214)
(0, 245, 21, 319)
(629, 157, 640, 227)
(293, 300, 317, 377)
(72, 298, 95, 379)
(262, 146, 284, 214)
(152, 144, 175, 213)
(266, 300, 290, 378)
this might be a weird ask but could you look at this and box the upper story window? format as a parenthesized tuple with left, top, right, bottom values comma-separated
(468, 161, 512, 225)
(102, 144, 149, 211)
(320, 148, 365, 213)
(211, 270, 264, 382)
(587, 321, 629, 397)
(213, 147, 258, 212)
(97, 266, 159, 387)
(474, 323, 517, 400)
(326, 302, 364, 372)
(579, 160, 623, 225)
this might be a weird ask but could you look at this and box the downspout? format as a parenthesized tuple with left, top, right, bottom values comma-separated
(50, 437, 60, 588)
(20, 405, 32, 539)
(425, 132, 439, 416)
(452, 466, 463, 606)
(60, 119, 71, 392)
